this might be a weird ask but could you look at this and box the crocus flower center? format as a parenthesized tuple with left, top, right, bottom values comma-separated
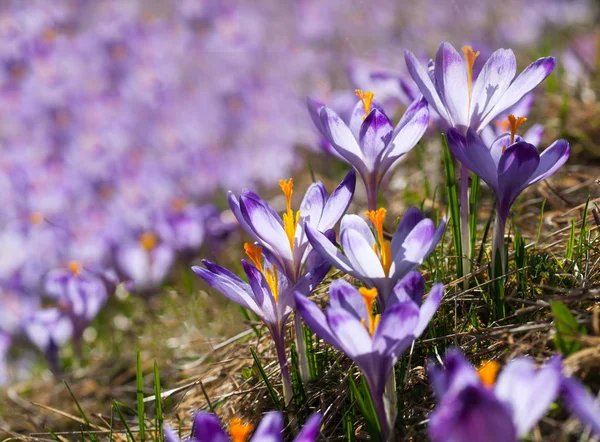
(29, 212, 44, 225)
(68, 260, 82, 276)
(477, 360, 500, 387)
(462, 46, 480, 112)
(508, 114, 527, 145)
(366, 208, 392, 277)
(140, 232, 158, 251)
(171, 197, 187, 212)
(244, 242, 280, 303)
(279, 178, 300, 251)
(355, 89, 375, 120)
(359, 287, 380, 336)
(229, 418, 253, 442)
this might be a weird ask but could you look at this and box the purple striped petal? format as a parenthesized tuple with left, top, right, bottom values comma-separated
(341, 214, 375, 245)
(446, 128, 499, 190)
(435, 42, 469, 128)
(373, 300, 419, 356)
(294, 293, 340, 351)
(191, 412, 229, 442)
(251, 412, 284, 441)
(318, 169, 356, 231)
(469, 48, 517, 130)
(306, 97, 326, 135)
(413, 283, 444, 337)
(305, 224, 356, 277)
(228, 191, 260, 241)
(429, 349, 480, 399)
(389, 271, 425, 306)
(495, 356, 562, 437)
(329, 279, 368, 322)
(358, 109, 394, 170)
(562, 376, 600, 437)
(523, 123, 544, 147)
(404, 49, 450, 123)
(391, 207, 425, 257)
(293, 413, 322, 442)
(326, 307, 373, 359)
(527, 139, 570, 186)
(340, 228, 385, 280)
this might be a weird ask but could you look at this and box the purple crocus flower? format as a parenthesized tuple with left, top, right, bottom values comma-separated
(404, 42, 556, 133)
(24, 308, 73, 372)
(428, 349, 562, 442)
(446, 125, 569, 274)
(228, 172, 355, 382)
(561, 376, 600, 437)
(164, 411, 322, 442)
(155, 200, 205, 252)
(295, 276, 443, 438)
(306, 208, 445, 307)
(192, 245, 329, 404)
(308, 92, 429, 211)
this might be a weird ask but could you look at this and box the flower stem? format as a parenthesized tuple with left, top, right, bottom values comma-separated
(273, 329, 293, 405)
(293, 314, 311, 383)
(371, 386, 391, 441)
(492, 212, 506, 281)
(459, 164, 471, 286)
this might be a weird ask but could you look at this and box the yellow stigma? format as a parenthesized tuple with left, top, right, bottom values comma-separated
(355, 89, 375, 119)
(477, 360, 500, 387)
(244, 243, 280, 303)
(67, 261, 82, 276)
(229, 418, 253, 442)
(365, 208, 392, 276)
(359, 287, 380, 336)
(279, 178, 299, 251)
(508, 114, 527, 146)
(140, 232, 158, 251)
(29, 212, 44, 225)
(462, 46, 480, 111)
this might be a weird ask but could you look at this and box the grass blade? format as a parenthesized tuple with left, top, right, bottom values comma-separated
(154, 360, 164, 441)
(64, 381, 99, 442)
(136, 350, 146, 442)
(441, 134, 463, 277)
(250, 347, 282, 410)
(113, 400, 136, 442)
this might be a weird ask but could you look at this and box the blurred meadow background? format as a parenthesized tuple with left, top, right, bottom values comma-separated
(1, 0, 600, 440)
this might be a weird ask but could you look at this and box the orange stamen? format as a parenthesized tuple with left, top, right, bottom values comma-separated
(508, 114, 527, 145)
(365, 209, 392, 276)
(244, 242, 279, 302)
(229, 418, 253, 442)
(279, 178, 298, 250)
(29, 212, 44, 225)
(68, 261, 82, 276)
(462, 46, 480, 112)
(359, 287, 380, 335)
(477, 360, 500, 387)
(140, 232, 157, 251)
(244, 243, 264, 272)
(355, 89, 375, 119)
(171, 198, 187, 212)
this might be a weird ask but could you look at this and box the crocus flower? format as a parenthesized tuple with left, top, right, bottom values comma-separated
(164, 411, 322, 442)
(228, 172, 355, 382)
(192, 243, 329, 404)
(24, 308, 73, 372)
(306, 207, 445, 307)
(446, 124, 569, 274)
(308, 92, 429, 210)
(561, 376, 600, 437)
(428, 349, 562, 442)
(404, 42, 556, 133)
(295, 276, 443, 438)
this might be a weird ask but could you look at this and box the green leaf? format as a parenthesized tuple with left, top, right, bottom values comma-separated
(136, 350, 146, 442)
(348, 373, 381, 442)
(154, 360, 164, 441)
(551, 301, 586, 355)
(250, 347, 282, 410)
(442, 134, 463, 278)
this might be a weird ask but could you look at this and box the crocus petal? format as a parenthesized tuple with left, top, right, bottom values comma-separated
(413, 283, 444, 337)
(429, 349, 480, 399)
(329, 279, 368, 322)
(390, 207, 425, 257)
(251, 411, 284, 441)
(562, 376, 600, 436)
(429, 385, 516, 442)
(349, 99, 386, 139)
(381, 96, 429, 169)
(228, 191, 260, 241)
(242, 261, 278, 325)
(293, 412, 322, 442)
(373, 300, 419, 356)
(495, 356, 562, 437)
(151, 244, 175, 284)
(404, 49, 450, 123)
(479, 56, 556, 130)
(191, 412, 229, 442)
(523, 124, 544, 147)
(469, 48, 517, 130)
(192, 263, 259, 315)
(306, 97, 326, 135)
(435, 42, 469, 128)
(305, 224, 357, 278)
(318, 169, 356, 231)
(390, 218, 435, 280)
(294, 293, 340, 350)
(497, 141, 540, 219)
(446, 128, 499, 190)
(527, 139, 570, 186)
(239, 192, 292, 263)
(340, 228, 385, 280)
(163, 426, 181, 442)
(319, 106, 368, 176)
(326, 307, 373, 359)
(388, 271, 425, 306)
(299, 182, 327, 228)
(358, 109, 394, 170)
(341, 214, 375, 245)
(489, 134, 515, 167)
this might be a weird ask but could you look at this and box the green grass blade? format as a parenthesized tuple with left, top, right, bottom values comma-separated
(551, 301, 586, 355)
(64, 381, 99, 442)
(136, 350, 146, 442)
(113, 400, 136, 442)
(250, 347, 282, 410)
(348, 373, 381, 442)
(477, 209, 494, 265)
(535, 199, 546, 246)
(154, 360, 164, 441)
(441, 134, 463, 277)
(469, 173, 480, 264)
